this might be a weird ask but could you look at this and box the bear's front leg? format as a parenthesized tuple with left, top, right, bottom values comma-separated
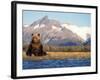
(26, 49, 32, 56)
(32, 49, 42, 56)
(26, 44, 32, 56)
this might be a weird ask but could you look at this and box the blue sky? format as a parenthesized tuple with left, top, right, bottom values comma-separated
(23, 10, 91, 27)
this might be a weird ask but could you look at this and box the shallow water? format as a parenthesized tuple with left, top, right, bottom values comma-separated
(23, 58, 91, 69)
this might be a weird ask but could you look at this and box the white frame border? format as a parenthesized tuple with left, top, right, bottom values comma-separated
(16, 3, 97, 77)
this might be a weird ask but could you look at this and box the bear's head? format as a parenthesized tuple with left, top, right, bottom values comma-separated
(31, 33, 41, 43)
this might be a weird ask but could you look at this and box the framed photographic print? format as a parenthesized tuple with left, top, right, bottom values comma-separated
(11, 1, 98, 79)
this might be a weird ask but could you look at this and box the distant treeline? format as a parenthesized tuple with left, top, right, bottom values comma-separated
(23, 44, 90, 52)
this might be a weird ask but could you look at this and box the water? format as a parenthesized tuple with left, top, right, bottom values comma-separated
(23, 59, 91, 69)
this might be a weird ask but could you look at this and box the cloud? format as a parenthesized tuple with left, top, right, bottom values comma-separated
(24, 24, 29, 27)
(62, 24, 91, 40)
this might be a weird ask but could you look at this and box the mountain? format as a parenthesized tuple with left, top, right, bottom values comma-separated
(83, 33, 91, 45)
(23, 16, 83, 46)
(83, 38, 91, 45)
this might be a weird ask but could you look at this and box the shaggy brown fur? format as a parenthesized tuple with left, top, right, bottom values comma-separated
(26, 33, 47, 56)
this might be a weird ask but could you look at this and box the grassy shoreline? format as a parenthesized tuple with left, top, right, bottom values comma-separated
(23, 51, 90, 61)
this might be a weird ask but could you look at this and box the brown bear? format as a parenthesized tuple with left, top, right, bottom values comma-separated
(26, 33, 47, 56)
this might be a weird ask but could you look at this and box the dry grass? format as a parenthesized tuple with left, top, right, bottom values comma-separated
(23, 51, 90, 61)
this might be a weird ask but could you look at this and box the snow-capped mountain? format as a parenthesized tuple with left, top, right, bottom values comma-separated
(23, 16, 84, 46)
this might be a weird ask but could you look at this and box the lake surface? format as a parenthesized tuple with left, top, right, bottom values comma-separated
(23, 58, 90, 69)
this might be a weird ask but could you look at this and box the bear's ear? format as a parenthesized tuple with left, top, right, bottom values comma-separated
(32, 33, 33, 36)
(38, 33, 40, 36)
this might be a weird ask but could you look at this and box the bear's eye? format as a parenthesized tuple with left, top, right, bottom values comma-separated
(32, 33, 33, 36)
(38, 33, 40, 36)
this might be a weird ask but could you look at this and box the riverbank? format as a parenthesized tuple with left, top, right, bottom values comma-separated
(23, 51, 90, 61)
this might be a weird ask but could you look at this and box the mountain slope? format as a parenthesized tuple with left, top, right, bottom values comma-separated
(23, 16, 83, 46)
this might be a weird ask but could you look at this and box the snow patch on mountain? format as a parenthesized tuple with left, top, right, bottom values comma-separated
(34, 24, 39, 29)
(40, 24, 45, 28)
(52, 25, 61, 31)
(44, 38, 50, 44)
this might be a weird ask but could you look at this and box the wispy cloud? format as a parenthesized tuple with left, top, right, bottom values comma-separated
(24, 24, 29, 27)
(62, 24, 91, 40)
